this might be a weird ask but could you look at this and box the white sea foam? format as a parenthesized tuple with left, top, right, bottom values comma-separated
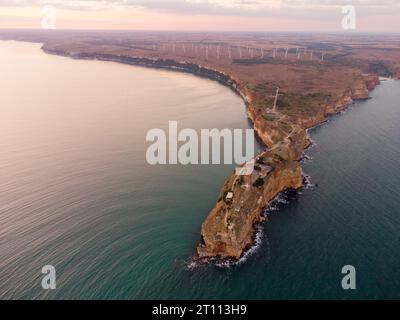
(186, 259, 200, 271)
(215, 225, 264, 268)
(302, 173, 314, 189)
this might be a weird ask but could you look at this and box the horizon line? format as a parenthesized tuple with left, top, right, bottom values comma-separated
(1, 28, 400, 36)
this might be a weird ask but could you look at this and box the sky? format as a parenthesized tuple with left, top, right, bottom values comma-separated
(0, 0, 399, 32)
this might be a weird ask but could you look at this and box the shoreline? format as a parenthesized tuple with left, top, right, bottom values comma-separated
(39, 43, 382, 263)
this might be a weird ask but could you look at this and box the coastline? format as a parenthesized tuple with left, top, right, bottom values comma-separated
(1, 34, 400, 300)
(40, 43, 382, 263)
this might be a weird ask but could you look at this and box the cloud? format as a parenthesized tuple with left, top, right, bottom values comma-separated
(0, 0, 399, 17)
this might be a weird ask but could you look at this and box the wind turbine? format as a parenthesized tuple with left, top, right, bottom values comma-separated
(273, 87, 280, 113)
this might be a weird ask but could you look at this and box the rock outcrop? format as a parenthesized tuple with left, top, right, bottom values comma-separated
(40, 43, 381, 263)
(197, 136, 306, 260)
(196, 74, 380, 261)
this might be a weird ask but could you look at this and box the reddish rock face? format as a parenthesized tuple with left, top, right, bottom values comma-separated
(197, 94, 309, 260)
(197, 160, 303, 260)
(34, 36, 387, 263)
(196, 73, 381, 262)
(366, 76, 381, 91)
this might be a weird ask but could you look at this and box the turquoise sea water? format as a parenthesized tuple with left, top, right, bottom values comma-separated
(1, 41, 399, 299)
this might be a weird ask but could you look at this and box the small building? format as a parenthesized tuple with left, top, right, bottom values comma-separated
(225, 192, 234, 202)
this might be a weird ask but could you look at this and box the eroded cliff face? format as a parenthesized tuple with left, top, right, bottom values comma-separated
(198, 162, 303, 259)
(196, 74, 379, 261)
(293, 75, 380, 130)
(197, 150, 303, 260)
(39, 44, 381, 262)
(197, 109, 309, 260)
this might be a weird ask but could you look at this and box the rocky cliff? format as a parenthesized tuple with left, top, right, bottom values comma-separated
(196, 74, 380, 261)
(40, 44, 381, 263)
(197, 135, 306, 260)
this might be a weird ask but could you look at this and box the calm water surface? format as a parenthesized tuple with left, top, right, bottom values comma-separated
(0, 41, 399, 299)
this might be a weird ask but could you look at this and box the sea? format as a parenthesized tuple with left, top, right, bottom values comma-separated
(0, 41, 399, 299)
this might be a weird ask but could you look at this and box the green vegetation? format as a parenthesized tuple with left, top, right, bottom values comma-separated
(267, 91, 334, 117)
(278, 122, 292, 134)
(262, 113, 279, 121)
(368, 62, 393, 77)
(252, 178, 264, 188)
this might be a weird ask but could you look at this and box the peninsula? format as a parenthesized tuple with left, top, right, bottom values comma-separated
(2, 30, 399, 261)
